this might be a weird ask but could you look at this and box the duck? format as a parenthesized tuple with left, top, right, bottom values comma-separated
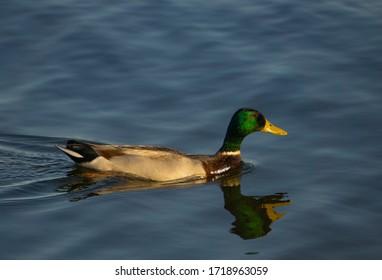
(56, 108, 287, 182)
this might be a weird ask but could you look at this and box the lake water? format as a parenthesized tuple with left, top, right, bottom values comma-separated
(1, 0, 381, 259)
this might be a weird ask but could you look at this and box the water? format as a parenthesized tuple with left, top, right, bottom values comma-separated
(1, 0, 381, 259)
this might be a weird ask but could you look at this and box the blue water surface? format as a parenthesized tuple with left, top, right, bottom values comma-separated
(0, 0, 381, 259)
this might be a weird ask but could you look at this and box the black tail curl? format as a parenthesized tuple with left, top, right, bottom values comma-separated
(65, 140, 99, 163)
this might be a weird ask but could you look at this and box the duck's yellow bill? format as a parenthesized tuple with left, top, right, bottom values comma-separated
(261, 119, 288, 136)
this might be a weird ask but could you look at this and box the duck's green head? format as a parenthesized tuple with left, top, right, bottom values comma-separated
(219, 108, 287, 153)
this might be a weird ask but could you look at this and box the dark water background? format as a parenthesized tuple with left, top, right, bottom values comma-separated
(1, 0, 381, 259)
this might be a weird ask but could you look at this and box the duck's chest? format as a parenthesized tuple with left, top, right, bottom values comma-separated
(201, 154, 242, 177)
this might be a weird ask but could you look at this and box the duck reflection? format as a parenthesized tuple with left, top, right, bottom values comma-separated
(58, 164, 290, 240)
(220, 175, 290, 240)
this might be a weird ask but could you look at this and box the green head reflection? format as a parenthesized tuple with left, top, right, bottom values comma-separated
(221, 183, 290, 239)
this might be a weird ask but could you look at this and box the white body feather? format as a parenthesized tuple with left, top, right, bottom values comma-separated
(76, 145, 207, 181)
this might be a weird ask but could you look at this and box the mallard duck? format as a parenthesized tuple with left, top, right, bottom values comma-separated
(56, 108, 287, 181)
